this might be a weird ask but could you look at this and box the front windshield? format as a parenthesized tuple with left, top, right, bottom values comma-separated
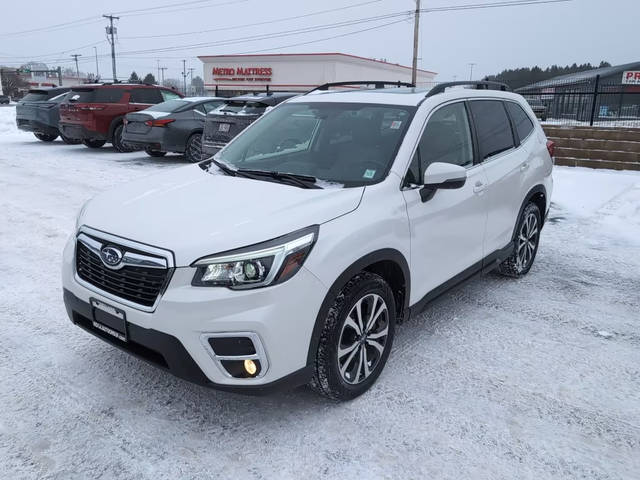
(213, 102, 415, 187)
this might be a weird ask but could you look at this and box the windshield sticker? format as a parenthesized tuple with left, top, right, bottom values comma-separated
(363, 169, 376, 179)
(390, 120, 402, 130)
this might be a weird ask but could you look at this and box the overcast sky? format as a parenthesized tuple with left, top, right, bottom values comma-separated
(1, 0, 637, 83)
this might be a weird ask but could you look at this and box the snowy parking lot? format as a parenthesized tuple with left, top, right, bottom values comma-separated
(1, 104, 639, 479)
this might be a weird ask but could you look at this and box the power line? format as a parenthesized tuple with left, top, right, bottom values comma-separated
(0, 17, 102, 38)
(120, 0, 383, 40)
(115, 0, 249, 17)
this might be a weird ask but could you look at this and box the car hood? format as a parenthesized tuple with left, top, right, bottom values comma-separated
(80, 165, 363, 266)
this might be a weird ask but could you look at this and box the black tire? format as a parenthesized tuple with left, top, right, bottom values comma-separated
(310, 272, 396, 400)
(112, 124, 134, 153)
(61, 134, 82, 145)
(185, 133, 204, 163)
(82, 139, 106, 149)
(498, 202, 542, 277)
(34, 132, 58, 142)
(145, 147, 167, 157)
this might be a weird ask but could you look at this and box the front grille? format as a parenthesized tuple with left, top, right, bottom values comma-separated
(76, 240, 170, 308)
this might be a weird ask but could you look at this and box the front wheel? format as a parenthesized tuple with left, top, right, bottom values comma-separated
(498, 202, 541, 277)
(82, 139, 106, 149)
(184, 133, 204, 163)
(310, 272, 396, 400)
(145, 147, 167, 157)
(34, 133, 58, 142)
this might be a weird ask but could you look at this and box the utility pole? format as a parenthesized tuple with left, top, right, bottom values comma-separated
(71, 54, 82, 80)
(182, 59, 187, 95)
(468, 62, 476, 81)
(188, 67, 195, 95)
(103, 14, 120, 82)
(157, 60, 161, 85)
(159, 67, 167, 86)
(94, 47, 99, 79)
(411, 0, 421, 87)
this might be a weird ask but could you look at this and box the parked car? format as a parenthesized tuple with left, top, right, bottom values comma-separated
(62, 81, 553, 400)
(122, 96, 225, 162)
(526, 98, 547, 121)
(201, 92, 297, 157)
(0, 95, 10, 104)
(15, 88, 82, 143)
(59, 83, 183, 152)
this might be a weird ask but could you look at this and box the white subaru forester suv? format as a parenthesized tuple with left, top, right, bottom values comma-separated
(62, 81, 554, 400)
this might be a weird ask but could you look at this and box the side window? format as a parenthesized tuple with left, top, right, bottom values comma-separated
(505, 102, 534, 142)
(93, 88, 124, 103)
(130, 88, 162, 104)
(468, 100, 514, 160)
(161, 90, 182, 101)
(194, 104, 206, 115)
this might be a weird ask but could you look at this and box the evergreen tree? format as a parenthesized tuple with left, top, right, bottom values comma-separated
(128, 71, 140, 83)
(486, 61, 611, 89)
(142, 73, 156, 84)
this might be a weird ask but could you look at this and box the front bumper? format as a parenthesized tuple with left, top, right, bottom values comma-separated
(62, 233, 327, 394)
(59, 123, 107, 141)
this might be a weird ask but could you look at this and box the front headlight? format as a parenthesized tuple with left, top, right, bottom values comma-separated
(191, 225, 319, 289)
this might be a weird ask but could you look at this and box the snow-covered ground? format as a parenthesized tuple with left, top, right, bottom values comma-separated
(1, 106, 639, 480)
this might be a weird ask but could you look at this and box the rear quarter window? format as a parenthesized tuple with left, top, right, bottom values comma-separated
(468, 100, 515, 160)
(505, 102, 535, 142)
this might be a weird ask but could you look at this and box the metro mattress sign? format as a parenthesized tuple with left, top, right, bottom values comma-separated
(622, 71, 640, 85)
(212, 66, 273, 82)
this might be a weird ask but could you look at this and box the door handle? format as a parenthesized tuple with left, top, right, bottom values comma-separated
(473, 181, 485, 194)
(520, 162, 530, 171)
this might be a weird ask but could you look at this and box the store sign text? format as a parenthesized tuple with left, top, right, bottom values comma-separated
(622, 71, 640, 85)
(212, 66, 272, 82)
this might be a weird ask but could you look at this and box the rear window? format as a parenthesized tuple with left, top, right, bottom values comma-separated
(505, 102, 535, 141)
(146, 99, 190, 112)
(130, 88, 162, 104)
(21, 92, 49, 102)
(69, 88, 125, 103)
(218, 101, 268, 115)
(468, 100, 515, 160)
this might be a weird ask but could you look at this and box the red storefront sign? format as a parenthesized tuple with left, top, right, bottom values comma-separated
(212, 66, 272, 82)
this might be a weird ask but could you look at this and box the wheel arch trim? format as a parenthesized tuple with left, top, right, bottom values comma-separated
(305, 248, 410, 365)
(512, 184, 547, 241)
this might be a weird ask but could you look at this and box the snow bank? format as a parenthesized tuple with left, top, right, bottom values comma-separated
(0, 106, 19, 136)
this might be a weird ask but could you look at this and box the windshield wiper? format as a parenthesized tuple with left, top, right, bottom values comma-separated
(237, 169, 322, 189)
(210, 159, 264, 180)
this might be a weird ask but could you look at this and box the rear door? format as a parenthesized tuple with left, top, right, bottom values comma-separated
(402, 101, 489, 300)
(468, 99, 525, 254)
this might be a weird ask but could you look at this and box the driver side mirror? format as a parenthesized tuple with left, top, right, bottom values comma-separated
(420, 162, 467, 202)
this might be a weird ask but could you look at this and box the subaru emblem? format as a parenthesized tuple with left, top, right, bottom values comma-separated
(100, 246, 123, 268)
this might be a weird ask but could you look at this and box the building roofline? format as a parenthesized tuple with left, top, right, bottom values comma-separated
(197, 52, 437, 75)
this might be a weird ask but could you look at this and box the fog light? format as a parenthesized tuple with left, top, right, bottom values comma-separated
(244, 359, 257, 376)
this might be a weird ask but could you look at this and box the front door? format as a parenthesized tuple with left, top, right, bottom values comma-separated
(402, 101, 489, 304)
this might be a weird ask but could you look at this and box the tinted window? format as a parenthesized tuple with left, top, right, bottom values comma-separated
(69, 88, 124, 103)
(161, 90, 181, 101)
(469, 100, 514, 160)
(203, 101, 223, 113)
(506, 102, 534, 142)
(131, 88, 162, 104)
(405, 102, 473, 185)
(21, 93, 48, 102)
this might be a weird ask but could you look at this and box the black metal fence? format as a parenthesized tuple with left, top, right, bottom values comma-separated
(516, 76, 640, 128)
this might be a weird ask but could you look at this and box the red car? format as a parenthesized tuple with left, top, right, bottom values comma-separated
(59, 83, 183, 152)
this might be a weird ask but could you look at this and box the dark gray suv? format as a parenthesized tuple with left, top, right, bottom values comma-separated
(201, 92, 297, 157)
(122, 97, 224, 161)
(15, 87, 80, 143)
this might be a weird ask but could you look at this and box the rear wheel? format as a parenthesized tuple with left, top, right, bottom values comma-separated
(82, 139, 106, 149)
(145, 147, 167, 157)
(185, 133, 204, 163)
(34, 133, 58, 142)
(112, 124, 134, 153)
(61, 134, 82, 145)
(498, 202, 541, 277)
(310, 272, 396, 400)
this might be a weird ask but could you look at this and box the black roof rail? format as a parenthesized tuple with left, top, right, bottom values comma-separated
(306, 80, 415, 95)
(425, 81, 510, 98)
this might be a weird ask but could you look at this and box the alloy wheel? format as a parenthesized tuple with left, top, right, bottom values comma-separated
(337, 293, 389, 385)
(187, 135, 203, 162)
(516, 211, 539, 271)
